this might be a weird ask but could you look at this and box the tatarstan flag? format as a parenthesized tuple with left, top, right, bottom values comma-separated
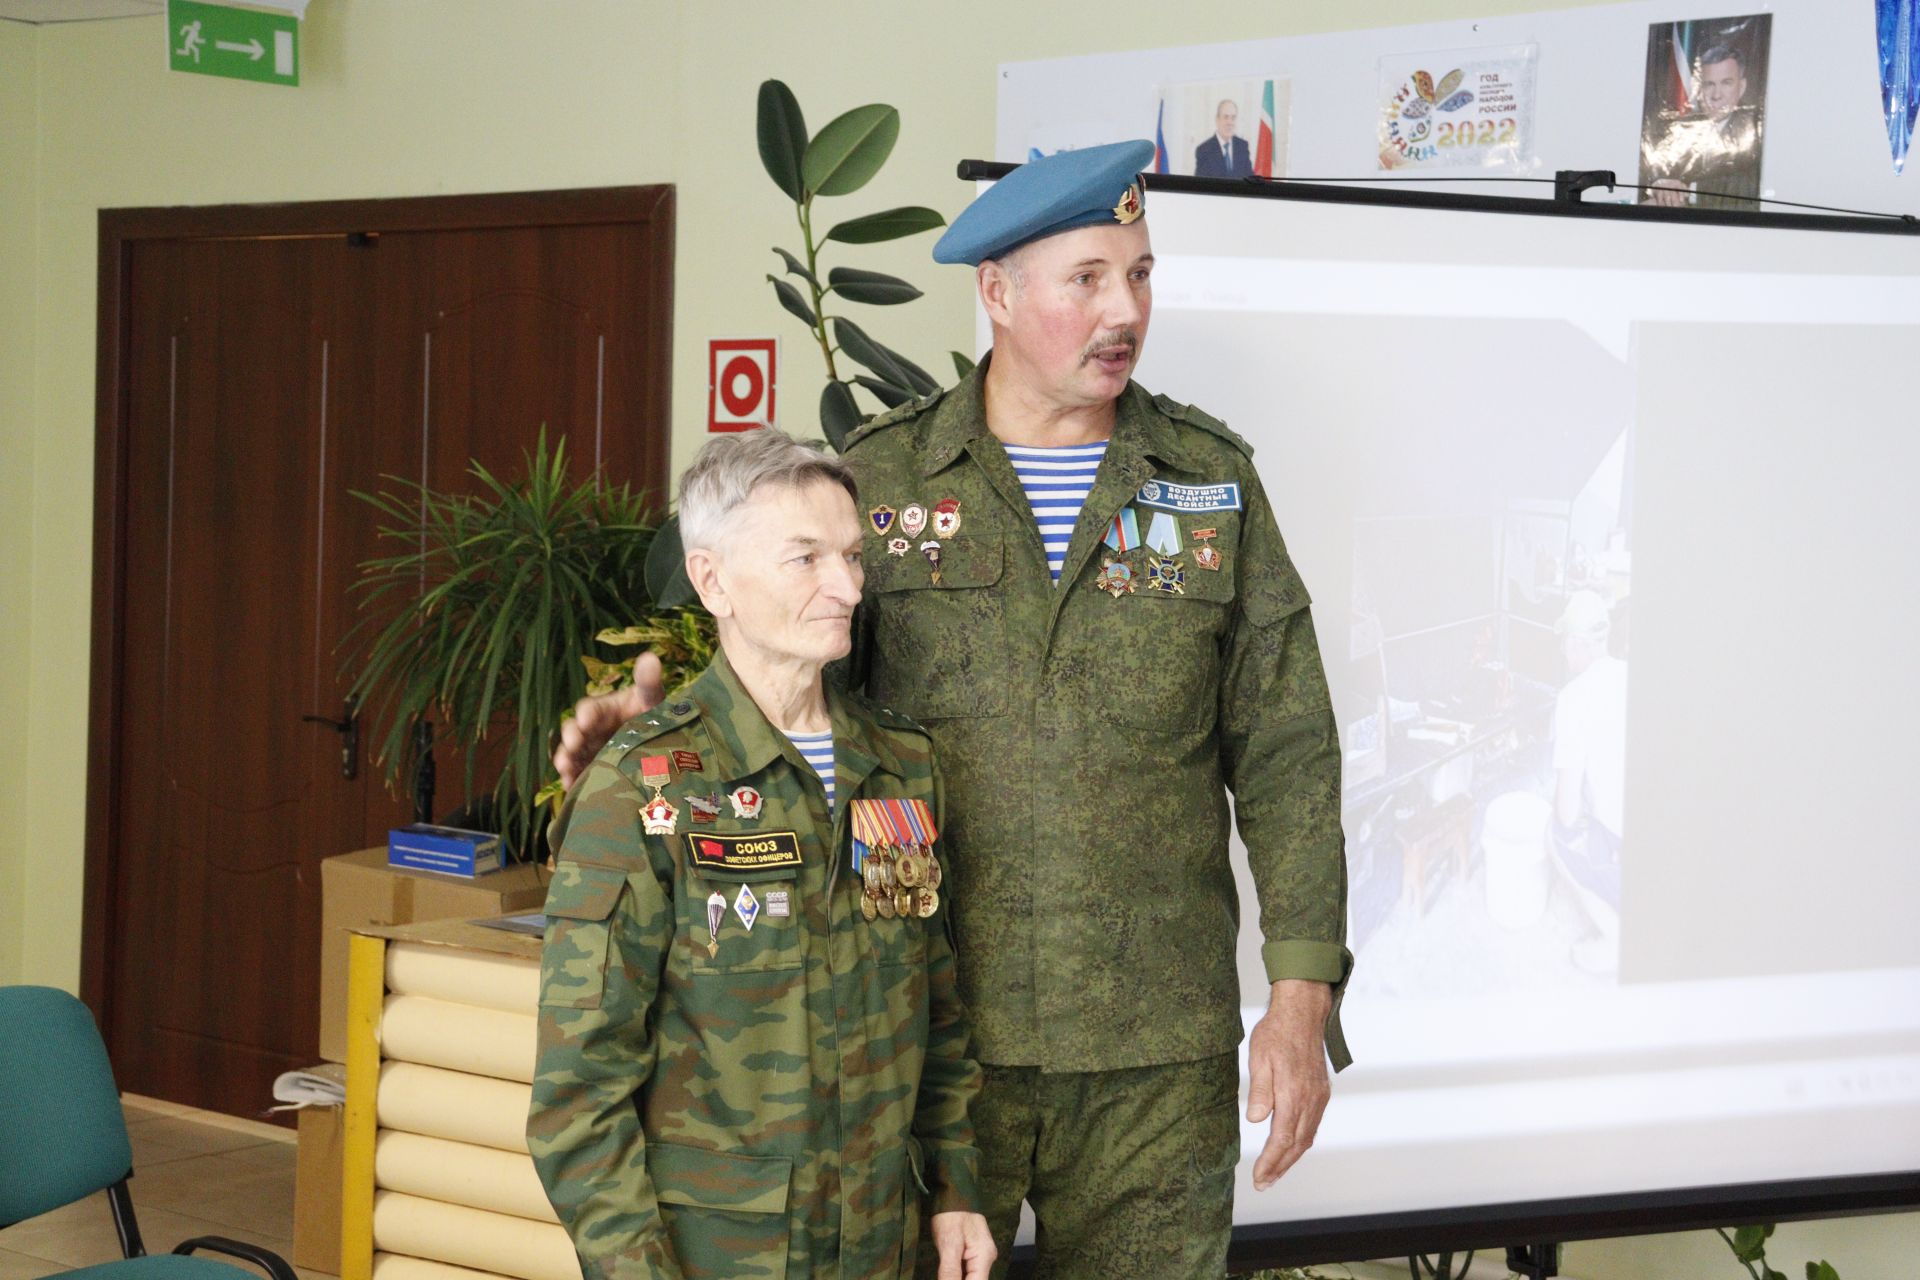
(1253, 79, 1276, 177)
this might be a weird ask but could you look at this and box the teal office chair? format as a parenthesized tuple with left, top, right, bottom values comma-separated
(0, 986, 297, 1280)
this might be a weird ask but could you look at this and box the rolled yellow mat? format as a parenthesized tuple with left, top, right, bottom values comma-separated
(380, 994, 537, 1083)
(374, 1253, 517, 1280)
(387, 942, 540, 1014)
(372, 1191, 581, 1280)
(375, 1130, 557, 1224)
(378, 1062, 533, 1154)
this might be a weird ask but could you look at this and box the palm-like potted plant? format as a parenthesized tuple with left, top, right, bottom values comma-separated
(345, 430, 656, 859)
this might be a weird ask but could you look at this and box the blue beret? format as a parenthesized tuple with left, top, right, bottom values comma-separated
(933, 139, 1156, 266)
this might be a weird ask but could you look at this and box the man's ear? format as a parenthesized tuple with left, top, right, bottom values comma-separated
(979, 260, 1015, 329)
(684, 547, 732, 620)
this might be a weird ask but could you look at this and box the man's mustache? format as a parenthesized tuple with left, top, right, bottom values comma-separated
(1081, 330, 1139, 362)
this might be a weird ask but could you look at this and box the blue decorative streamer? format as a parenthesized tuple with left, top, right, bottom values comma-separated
(1880, 0, 1920, 173)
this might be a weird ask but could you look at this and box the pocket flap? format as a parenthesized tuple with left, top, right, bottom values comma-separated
(649, 1142, 793, 1214)
(864, 534, 1004, 592)
(543, 862, 626, 922)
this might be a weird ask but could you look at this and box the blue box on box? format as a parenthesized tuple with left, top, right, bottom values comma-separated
(387, 824, 503, 878)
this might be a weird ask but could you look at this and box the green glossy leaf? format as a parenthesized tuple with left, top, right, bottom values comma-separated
(820, 380, 864, 452)
(1807, 1262, 1840, 1280)
(645, 516, 695, 609)
(828, 267, 923, 305)
(832, 317, 907, 386)
(853, 374, 913, 409)
(802, 103, 899, 197)
(768, 274, 816, 326)
(756, 80, 808, 201)
(951, 350, 976, 380)
(1732, 1227, 1771, 1263)
(772, 247, 818, 288)
(824, 205, 947, 244)
(874, 337, 938, 395)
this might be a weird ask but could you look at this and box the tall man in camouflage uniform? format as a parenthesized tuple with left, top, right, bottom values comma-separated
(557, 141, 1351, 1278)
(530, 430, 996, 1280)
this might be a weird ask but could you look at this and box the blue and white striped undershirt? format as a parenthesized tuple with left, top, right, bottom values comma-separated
(1002, 440, 1109, 581)
(785, 730, 835, 811)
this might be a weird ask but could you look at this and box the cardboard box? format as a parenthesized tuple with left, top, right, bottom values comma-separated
(292, 1062, 346, 1275)
(318, 847, 548, 1061)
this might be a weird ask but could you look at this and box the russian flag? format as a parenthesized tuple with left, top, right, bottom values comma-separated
(1254, 79, 1276, 178)
(1669, 21, 1693, 113)
(1154, 98, 1169, 174)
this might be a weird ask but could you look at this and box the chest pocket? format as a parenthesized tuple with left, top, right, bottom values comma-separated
(1089, 544, 1236, 733)
(863, 533, 1008, 720)
(676, 828, 810, 975)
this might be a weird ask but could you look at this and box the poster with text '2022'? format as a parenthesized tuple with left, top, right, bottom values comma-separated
(1378, 45, 1538, 171)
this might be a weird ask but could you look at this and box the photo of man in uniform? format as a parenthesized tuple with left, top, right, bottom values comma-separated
(1639, 16, 1773, 210)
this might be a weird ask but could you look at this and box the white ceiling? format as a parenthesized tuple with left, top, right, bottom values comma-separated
(0, 0, 164, 23)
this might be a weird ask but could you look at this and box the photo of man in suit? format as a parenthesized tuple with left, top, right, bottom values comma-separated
(1193, 98, 1254, 177)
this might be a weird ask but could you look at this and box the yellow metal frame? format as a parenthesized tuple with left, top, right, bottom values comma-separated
(341, 931, 386, 1280)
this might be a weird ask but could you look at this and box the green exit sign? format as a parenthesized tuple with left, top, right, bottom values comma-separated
(167, 0, 299, 87)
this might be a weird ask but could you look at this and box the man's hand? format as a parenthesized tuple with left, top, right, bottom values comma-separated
(1245, 978, 1333, 1191)
(1647, 177, 1690, 207)
(930, 1211, 996, 1280)
(552, 652, 665, 788)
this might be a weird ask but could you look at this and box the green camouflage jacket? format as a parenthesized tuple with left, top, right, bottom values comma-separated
(528, 653, 981, 1280)
(842, 358, 1353, 1073)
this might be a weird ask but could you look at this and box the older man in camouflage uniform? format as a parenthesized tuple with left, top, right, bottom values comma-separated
(558, 141, 1350, 1278)
(530, 430, 994, 1280)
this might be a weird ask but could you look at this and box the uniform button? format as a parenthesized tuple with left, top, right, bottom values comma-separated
(669, 701, 694, 716)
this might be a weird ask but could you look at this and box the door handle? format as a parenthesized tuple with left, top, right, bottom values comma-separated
(302, 696, 360, 780)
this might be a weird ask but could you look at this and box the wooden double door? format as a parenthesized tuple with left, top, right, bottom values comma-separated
(84, 188, 673, 1117)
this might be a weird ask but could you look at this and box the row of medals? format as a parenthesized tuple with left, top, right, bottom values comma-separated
(860, 842, 942, 921)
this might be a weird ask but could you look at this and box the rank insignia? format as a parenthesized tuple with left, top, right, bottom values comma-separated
(868, 505, 897, 536)
(1094, 557, 1136, 598)
(640, 793, 679, 835)
(1113, 181, 1144, 224)
(705, 891, 726, 958)
(887, 536, 911, 557)
(1146, 555, 1187, 594)
(1104, 507, 1140, 553)
(1191, 527, 1223, 572)
(671, 749, 703, 774)
(931, 498, 962, 538)
(729, 786, 764, 819)
(734, 883, 761, 933)
(688, 793, 721, 824)
(765, 888, 791, 918)
(920, 540, 943, 586)
(901, 504, 928, 537)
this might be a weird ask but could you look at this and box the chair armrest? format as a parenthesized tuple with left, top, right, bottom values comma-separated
(173, 1235, 299, 1280)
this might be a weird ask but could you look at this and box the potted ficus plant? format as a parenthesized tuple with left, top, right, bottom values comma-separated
(345, 430, 657, 859)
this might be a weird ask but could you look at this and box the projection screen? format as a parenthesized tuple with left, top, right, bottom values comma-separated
(976, 187, 1920, 1251)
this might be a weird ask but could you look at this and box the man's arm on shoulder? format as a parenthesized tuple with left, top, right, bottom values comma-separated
(528, 761, 683, 1280)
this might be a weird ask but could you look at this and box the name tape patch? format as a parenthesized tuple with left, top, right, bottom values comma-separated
(1137, 479, 1242, 514)
(690, 831, 803, 873)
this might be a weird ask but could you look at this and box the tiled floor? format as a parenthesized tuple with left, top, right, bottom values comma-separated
(0, 1095, 331, 1280)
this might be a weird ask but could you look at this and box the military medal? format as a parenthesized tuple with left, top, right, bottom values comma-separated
(894, 888, 915, 918)
(897, 850, 925, 887)
(901, 503, 928, 537)
(687, 793, 720, 824)
(886, 536, 911, 557)
(1094, 556, 1136, 598)
(640, 793, 679, 835)
(915, 888, 939, 918)
(848, 797, 942, 936)
(1104, 508, 1140, 552)
(705, 891, 726, 958)
(1146, 555, 1187, 595)
(920, 540, 943, 586)
(1145, 510, 1181, 555)
(869, 505, 897, 536)
(729, 786, 764, 819)
(639, 755, 677, 834)
(931, 498, 962, 539)
(1191, 527, 1223, 572)
(860, 891, 879, 921)
(734, 883, 761, 933)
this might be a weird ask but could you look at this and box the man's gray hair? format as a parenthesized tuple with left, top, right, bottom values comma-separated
(677, 427, 858, 552)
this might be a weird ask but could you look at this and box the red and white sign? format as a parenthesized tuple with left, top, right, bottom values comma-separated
(708, 338, 778, 432)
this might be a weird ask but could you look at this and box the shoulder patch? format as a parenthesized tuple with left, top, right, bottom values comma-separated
(843, 385, 950, 450)
(1152, 392, 1254, 459)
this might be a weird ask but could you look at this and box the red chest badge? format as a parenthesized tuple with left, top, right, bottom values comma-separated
(729, 786, 764, 819)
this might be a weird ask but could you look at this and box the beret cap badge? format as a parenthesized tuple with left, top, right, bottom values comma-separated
(1112, 182, 1144, 224)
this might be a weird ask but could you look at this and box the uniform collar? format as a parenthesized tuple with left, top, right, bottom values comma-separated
(917, 350, 1201, 476)
(685, 649, 902, 789)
